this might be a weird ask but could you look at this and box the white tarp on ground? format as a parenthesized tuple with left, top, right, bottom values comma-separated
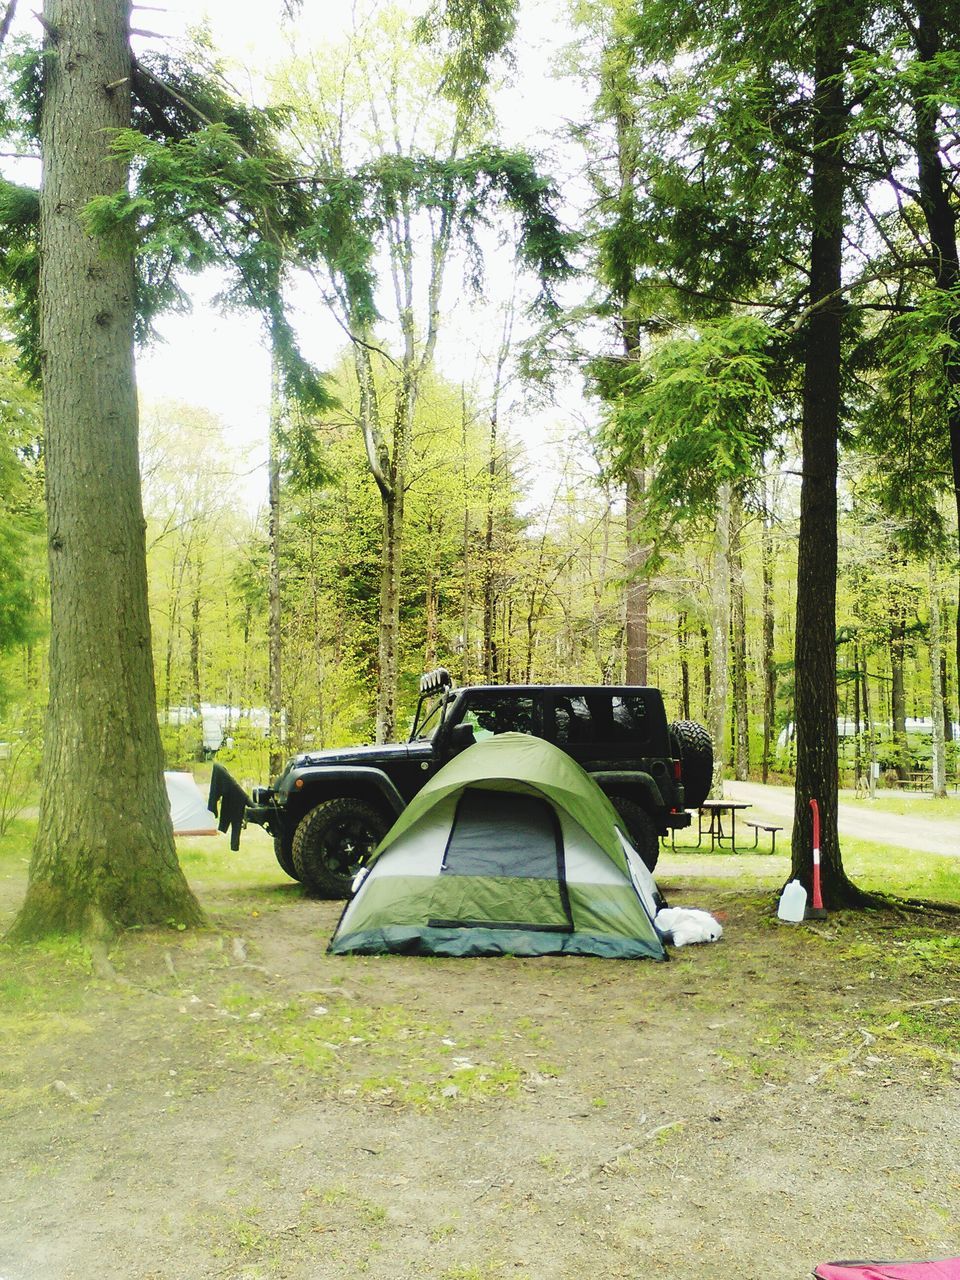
(164, 771, 217, 836)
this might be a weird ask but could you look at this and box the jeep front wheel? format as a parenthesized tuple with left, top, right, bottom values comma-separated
(291, 798, 389, 899)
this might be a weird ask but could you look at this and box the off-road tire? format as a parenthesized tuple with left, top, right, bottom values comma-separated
(668, 719, 713, 809)
(273, 832, 299, 881)
(291, 797, 389, 898)
(611, 796, 660, 873)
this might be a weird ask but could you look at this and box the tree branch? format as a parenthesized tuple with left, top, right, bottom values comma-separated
(0, 0, 18, 49)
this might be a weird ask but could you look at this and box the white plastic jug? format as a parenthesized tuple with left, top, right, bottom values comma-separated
(777, 879, 807, 923)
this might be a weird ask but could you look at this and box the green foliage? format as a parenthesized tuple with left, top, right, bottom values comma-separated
(0, 37, 335, 409)
(349, 147, 574, 311)
(0, 517, 36, 650)
(0, 705, 42, 837)
(82, 119, 335, 411)
(415, 0, 518, 117)
(0, 37, 43, 144)
(853, 291, 958, 553)
(584, 4, 813, 325)
(598, 314, 776, 529)
(0, 341, 44, 696)
(0, 15, 568, 407)
(0, 180, 39, 381)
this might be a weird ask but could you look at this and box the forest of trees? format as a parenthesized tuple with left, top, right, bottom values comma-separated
(0, 0, 958, 935)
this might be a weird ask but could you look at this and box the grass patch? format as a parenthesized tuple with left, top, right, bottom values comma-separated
(826, 919, 960, 1062)
(0, 815, 34, 865)
(666, 833, 960, 906)
(175, 827, 286, 891)
(204, 1185, 396, 1272)
(838, 790, 960, 820)
(838, 837, 960, 902)
(0, 935, 94, 1008)
(893, 1005, 959, 1055)
(0, 935, 102, 1117)
(230, 996, 526, 1109)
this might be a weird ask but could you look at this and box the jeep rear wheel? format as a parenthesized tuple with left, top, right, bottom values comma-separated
(668, 719, 714, 809)
(611, 797, 660, 873)
(291, 798, 389, 898)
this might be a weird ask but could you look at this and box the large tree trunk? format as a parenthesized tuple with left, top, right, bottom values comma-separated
(304, 489, 325, 745)
(190, 562, 202, 722)
(701, 624, 711, 721)
(941, 652, 953, 746)
(424, 514, 440, 669)
(861, 650, 878, 798)
(377, 481, 404, 742)
(852, 639, 862, 783)
(790, 2, 861, 906)
(376, 357, 419, 743)
(607, 20, 651, 689)
(482, 403, 499, 683)
(460, 386, 472, 684)
(9, 0, 202, 941)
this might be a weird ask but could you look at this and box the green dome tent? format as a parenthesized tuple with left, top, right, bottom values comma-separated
(328, 733, 666, 960)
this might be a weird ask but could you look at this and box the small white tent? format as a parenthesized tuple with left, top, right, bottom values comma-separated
(164, 771, 218, 836)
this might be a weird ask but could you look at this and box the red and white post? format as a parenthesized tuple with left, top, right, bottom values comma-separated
(808, 798, 827, 919)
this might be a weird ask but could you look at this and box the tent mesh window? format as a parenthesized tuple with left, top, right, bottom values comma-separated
(430, 788, 573, 932)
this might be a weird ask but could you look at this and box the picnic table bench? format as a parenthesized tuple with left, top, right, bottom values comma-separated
(744, 820, 784, 854)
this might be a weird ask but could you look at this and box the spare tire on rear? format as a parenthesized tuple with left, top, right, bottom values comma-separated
(668, 719, 713, 809)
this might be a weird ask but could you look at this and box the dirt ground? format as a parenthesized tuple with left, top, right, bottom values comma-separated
(1, 830, 958, 1280)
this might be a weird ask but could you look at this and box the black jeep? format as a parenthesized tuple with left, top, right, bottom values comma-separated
(228, 669, 712, 897)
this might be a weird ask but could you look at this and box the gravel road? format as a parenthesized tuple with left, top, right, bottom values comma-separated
(724, 780, 959, 858)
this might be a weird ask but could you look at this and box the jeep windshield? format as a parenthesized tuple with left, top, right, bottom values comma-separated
(410, 693, 445, 741)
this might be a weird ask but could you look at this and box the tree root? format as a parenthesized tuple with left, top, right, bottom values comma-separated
(776, 877, 960, 918)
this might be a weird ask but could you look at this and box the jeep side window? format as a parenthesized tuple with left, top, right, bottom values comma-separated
(553, 693, 652, 749)
(554, 696, 593, 744)
(454, 693, 536, 739)
(611, 694, 652, 749)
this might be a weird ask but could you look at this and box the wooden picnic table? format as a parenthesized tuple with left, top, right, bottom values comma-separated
(670, 799, 753, 852)
(890, 772, 933, 791)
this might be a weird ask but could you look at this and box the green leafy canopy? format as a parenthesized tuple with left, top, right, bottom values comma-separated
(597, 313, 777, 529)
(0, 29, 572, 400)
(0, 39, 336, 409)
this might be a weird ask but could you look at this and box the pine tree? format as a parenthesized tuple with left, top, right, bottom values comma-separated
(8, 0, 203, 940)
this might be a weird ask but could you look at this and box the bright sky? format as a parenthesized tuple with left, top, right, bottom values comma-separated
(125, 0, 592, 515)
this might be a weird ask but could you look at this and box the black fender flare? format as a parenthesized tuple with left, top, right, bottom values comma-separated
(275, 766, 406, 828)
(590, 770, 665, 813)
(247, 767, 407, 841)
